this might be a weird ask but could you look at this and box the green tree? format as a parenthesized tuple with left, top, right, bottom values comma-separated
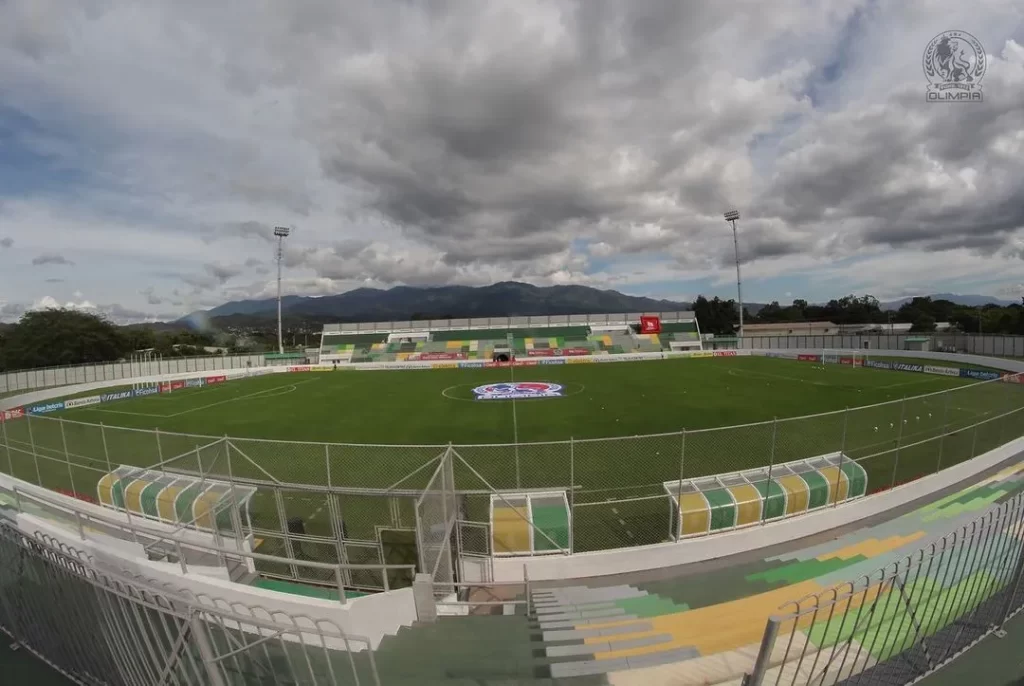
(910, 313, 937, 333)
(2, 309, 130, 370)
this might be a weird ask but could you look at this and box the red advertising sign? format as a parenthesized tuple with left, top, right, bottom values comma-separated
(527, 349, 555, 357)
(1001, 372, 1024, 385)
(287, 366, 311, 373)
(713, 350, 738, 357)
(415, 352, 467, 361)
(56, 488, 99, 505)
(562, 348, 591, 356)
(159, 382, 171, 393)
(205, 375, 227, 384)
(797, 354, 820, 362)
(170, 380, 186, 391)
(1, 407, 21, 422)
(639, 315, 661, 334)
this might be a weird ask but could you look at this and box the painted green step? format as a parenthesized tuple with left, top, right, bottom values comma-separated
(746, 554, 869, 585)
(615, 594, 689, 618)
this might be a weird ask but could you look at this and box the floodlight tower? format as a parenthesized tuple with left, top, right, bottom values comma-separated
(724, 210, 744, 338)
(273, 226, 291, 355)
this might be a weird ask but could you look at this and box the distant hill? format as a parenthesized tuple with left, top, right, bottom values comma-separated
(880, 293, 1018, 311)
(182, 282, 691, 323)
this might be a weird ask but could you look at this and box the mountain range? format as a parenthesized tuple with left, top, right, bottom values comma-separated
(181, 283, 1018, 324)
(184, 282, 691, 323)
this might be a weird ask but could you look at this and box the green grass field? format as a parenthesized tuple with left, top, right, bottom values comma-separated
(1, 355, 1021, 584)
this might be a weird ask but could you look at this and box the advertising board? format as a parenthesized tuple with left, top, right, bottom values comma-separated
(961, 369, 1001, 381)
(1, 407, 25, 422)
(712, 350, 737, 357)
(865, 360, 893, 371)
(287, 366, 311, 373)
(458, 361, 486, 369)
(28, 401, 65, 414)
(538, 359, 566, 366)
(205, 375, 227, 384)
(797, 354, 820, 362)
(101, 390, 134, 403)
(64, 396, 101, 409)
(431, 362, 459, 369)
(891, 362, 924, 373)
(134, 387, 159, 397)
(1001, 372, 1024, 385)
(184, 378, 205, 388)
(415, 352, 467, 361)
(566, 358, 594, 364)
(923, 365, 961, 377)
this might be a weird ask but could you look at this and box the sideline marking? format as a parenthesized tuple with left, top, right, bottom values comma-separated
(74, 378, 320, 419)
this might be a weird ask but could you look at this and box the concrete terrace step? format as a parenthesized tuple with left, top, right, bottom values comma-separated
(549, 646, 702, 679)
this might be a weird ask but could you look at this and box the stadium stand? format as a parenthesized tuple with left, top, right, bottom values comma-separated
(318, 312, 702, 363)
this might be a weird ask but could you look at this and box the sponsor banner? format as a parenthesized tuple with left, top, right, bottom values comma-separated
(415, 352, 467, 361)
(712, 350, 738, 357)
(562, 347, 591, 356)
(865, 360, 893, 371)
(64, 395, 101, 409)
(639, 315, 661, 334)
(184, 378, 205, 389)
(134, 387, 159, 397)
(1001, 372, 1024, 385)
(458, 361, 486, 369)
(514, 359, 538, 367)
(526, 349, 555, 357)
(56, 488, 99, 505)
(1, 407, 25, 422)
(205, 375, 227, 384)
(567, 358, 594, 365)
(171, 380, 186, 391)
(689, 351, 714, 358)
(797, 354, 820, 362)
(473, 381, 564, 401)
(101, 390, 134, 403)
(431, 362, 459, 370)
(961, 368, 1001, 381)
(538, 358, 566, 366)
(891, 362, 924, 373)
(923, 365, 961, 377)
(28, 401, 65, 415)
(287, 365, 311, 373)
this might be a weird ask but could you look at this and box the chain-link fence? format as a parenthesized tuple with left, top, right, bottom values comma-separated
(0, 523, 382, 686)
(1, 373, 1022, 573)
(745, 486, 1024, 686)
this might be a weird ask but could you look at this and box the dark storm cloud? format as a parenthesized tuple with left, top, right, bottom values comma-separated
(31, 253, 74, 266)
(0, 237, 12, 249)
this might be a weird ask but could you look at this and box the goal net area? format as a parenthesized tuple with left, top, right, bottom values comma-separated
(821, 349, 867, 367)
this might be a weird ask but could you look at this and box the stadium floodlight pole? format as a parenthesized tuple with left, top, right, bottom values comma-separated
(724, 210, 743, 338)
(273, 226, 292, 355)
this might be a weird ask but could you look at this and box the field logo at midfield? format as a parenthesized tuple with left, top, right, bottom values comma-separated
(472, 381, 563, 401)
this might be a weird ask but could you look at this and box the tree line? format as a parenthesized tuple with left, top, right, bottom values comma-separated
(0, 309, 225, 373)
(692, 294, 1024, 336)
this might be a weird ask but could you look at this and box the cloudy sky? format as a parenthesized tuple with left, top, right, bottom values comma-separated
(1, 0, 1023, 323)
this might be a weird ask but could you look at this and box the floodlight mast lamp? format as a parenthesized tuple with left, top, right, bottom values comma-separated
(724, 210, 743, 338)
(273, 226, 291, 355)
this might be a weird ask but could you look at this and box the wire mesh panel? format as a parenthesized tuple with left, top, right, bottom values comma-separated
(747, 489, 1024, 686)
(415, 448, 457, 597)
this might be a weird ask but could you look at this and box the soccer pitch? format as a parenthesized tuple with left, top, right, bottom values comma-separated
(2, 355, 1021, 561)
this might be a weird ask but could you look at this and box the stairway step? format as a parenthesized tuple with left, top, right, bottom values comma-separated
(545, 633, 672, 658)
(542, 621, 655, 643)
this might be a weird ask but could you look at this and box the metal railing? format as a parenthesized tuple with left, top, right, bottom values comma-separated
(745, 487, 1024, 685)
(1, 372, 1022, 575)
(0, 522, 383, 685)
(0, 480, 417, 603)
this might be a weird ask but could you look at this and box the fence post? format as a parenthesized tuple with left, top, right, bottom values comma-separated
(59, 418, 76, 495)
(834, 408, 849, 507)
(744, 617, 781, 686)
(892, 397, 907, 489)
(569, 437, 575, 554)
(26, 414, 42, 486)
(189, 612, 228, 686)
(99, 422, 113, 475)
(2, 416, 13, 478)
(936, 391, 951, 474)
(155, 428, 164, 476)
(763, 420, 777, 521)
(675, 429, 686, 541)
